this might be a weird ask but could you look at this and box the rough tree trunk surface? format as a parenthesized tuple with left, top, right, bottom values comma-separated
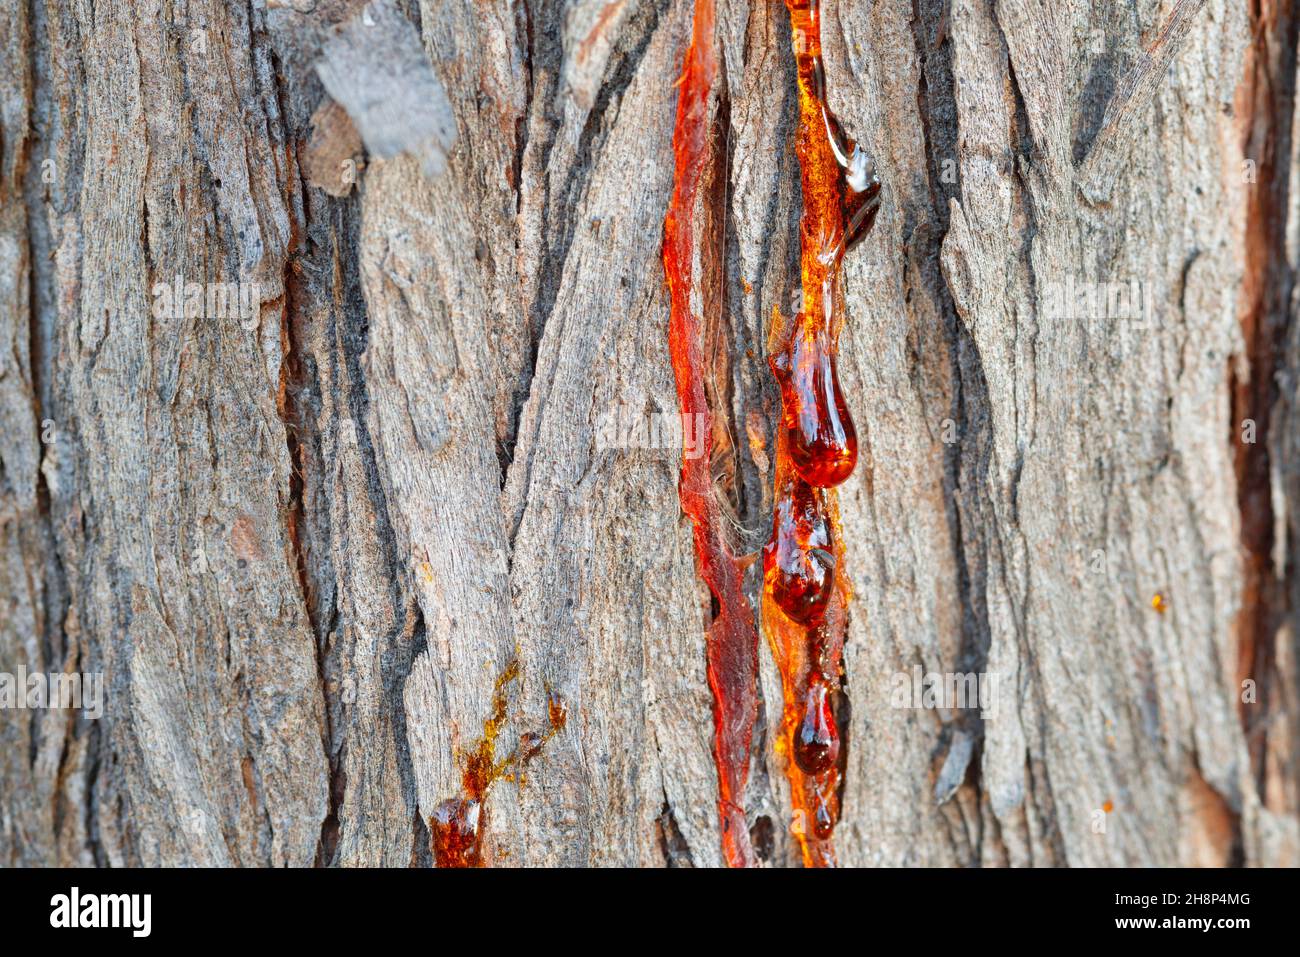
(2, 0, 1299, 867)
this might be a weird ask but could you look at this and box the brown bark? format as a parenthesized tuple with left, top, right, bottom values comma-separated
(1, 0, 1298, 867)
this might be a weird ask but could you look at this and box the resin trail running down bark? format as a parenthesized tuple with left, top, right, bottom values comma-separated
(662, 0, 761, 869)
(428, 663, 567, 867)
(764, 0, 881, 867)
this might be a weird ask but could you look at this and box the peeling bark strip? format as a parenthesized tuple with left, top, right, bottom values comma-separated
(762, 0, 881, 868)
(663, 0, 760, 869)
(315, 0, 457, 178)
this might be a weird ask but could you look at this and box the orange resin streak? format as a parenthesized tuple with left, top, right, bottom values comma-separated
(663, 0, 760, 868)
(764, 0, 881, 867)
(429, 663, 567, 867)
(763, 463, 848, 866)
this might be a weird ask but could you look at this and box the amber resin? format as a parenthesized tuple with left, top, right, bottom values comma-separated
(762, 0, 881, 866)
(771, 325, 859, 488)
(772, 0, 880, 493)
(663, 0, 761, 868)
(764, 474, 835, 625)
(794, 672, 840, 775)
(429, 662, 567, 868)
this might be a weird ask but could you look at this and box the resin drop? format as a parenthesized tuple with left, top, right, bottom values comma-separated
(765, 477, 836, 624)
(430, 797, 484, 869)
(760, 0, 884, 867)
(771, 324, 858, 488)
(793, 675, 840, 775)
(811, 789, 836, 841)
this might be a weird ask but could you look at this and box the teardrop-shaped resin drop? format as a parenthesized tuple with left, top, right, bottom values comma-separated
(764, 477, 835, 624)
(793, 674, 840, 775)
(842, 146, 882, 253)
(822, 112, 882, 254)
(771, 325, 858, 488)
(812, 793, 836, 840)
(429, 797, 484, 868)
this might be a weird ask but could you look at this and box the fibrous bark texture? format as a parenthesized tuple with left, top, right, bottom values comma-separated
(2, 0, 1298, 867)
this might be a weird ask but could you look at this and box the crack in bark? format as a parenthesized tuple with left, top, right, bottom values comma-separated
(654, 797, 696, 867)
(911, 1, 995, 860)
(1234, 0, 1298, 809)
(268, 65, 341, 869)
(17, 0, 84, 866)
(504, 0, 665, 543)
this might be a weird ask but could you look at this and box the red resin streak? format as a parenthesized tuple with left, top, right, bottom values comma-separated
(764, 0, 881, 867)
(663, 0, 760, 868)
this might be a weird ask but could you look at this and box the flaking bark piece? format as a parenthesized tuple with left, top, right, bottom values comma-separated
(315, 0, 457, 179)
(302, 99, 365, 197)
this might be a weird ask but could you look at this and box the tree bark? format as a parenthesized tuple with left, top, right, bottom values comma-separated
(2, 0, 1298, 867)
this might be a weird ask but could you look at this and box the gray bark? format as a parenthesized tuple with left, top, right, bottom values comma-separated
(1, 0, 1298, 867)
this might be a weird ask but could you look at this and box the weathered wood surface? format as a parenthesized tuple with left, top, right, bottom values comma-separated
(1, 0, 1298, 867)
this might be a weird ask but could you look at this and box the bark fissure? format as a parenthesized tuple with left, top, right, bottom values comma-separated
(1235, 0, 1298, 809)
(505, 0, 667, 541)
(911, 2, 994, 861)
